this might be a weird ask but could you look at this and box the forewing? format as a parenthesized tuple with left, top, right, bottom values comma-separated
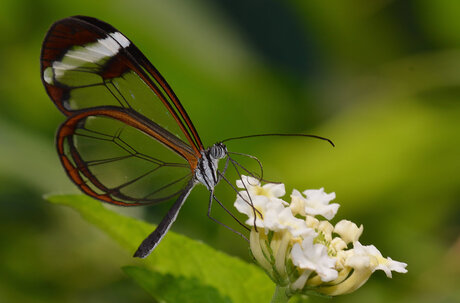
(57, 108, 196, 205)
(41, 16, 203, 155)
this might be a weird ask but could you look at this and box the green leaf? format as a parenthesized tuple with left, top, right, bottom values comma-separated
(123, 266, 231, 303)
(46, 194, 273, 303)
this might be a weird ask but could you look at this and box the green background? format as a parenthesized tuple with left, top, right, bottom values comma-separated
(1, 0, 459, 302)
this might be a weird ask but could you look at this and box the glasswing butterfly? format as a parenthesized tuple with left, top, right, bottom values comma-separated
(41, 16, 333, 258)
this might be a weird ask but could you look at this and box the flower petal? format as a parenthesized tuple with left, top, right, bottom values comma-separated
(302, 188, 339, 220)
(334, 220, 363, 244)
(290, 189, 307, 216)
(291, 237, 338, 282)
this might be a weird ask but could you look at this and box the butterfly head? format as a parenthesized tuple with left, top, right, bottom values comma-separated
(209, 142, 227, 160)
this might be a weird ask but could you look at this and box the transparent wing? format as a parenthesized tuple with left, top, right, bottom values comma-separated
(57, 107, 196, 205)
(41, 16, 203, 155)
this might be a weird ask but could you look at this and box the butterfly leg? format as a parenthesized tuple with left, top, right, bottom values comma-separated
(218, 156, 230, 181)
(207, 190, 249, 240)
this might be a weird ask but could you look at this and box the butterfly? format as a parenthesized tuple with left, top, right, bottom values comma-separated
(41, 16, 333, 258)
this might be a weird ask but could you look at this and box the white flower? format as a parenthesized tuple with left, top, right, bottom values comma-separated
(318, 220, 334, 242)
(234, 194, 284, 228)
(334, 220, 363, 244)
(290, 188, 339, 220)
(233, 176, 408, 297)
(346, 242, 408, 278)
(291, 236, 338, 282)
(273, 208, 316, 238)
(290, 189, 307, 216)
(330, 237, 347, 254)
(235, 193, 316, 238)
(305, 215, 320, 229)
(303, 188, 339, 220)
(236, 175, 285, 200)
(378, 257, 408, 278)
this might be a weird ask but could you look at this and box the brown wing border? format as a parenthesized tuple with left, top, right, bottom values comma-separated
(56, 106, 198, 206)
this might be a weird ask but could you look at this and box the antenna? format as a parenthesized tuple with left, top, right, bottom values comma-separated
(221, 133, 335, 147)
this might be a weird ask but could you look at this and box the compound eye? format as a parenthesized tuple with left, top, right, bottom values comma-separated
(210, 144, 226, 159)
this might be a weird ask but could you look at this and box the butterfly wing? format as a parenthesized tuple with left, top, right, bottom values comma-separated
(41, 15, 203, 155)
(41, 16, 203, 205)
(57, 106, 198, 205)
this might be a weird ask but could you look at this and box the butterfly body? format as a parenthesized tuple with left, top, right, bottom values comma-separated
(196, 143, 227, 191)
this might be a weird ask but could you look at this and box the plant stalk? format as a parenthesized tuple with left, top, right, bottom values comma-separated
(271, 285, 290, 303)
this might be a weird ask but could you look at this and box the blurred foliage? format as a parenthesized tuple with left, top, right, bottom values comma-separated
(47, 195, 274, 302)
(46, 194, 272, 303)
(123, 266, 232, 303)
(0, 0, 459, 302)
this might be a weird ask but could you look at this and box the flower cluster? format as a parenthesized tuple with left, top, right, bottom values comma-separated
(234, 176, 407, 297)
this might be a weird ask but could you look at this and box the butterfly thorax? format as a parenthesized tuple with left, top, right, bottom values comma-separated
(195, 143, 227, 190)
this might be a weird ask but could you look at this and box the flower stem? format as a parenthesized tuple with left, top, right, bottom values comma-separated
(271, 285, 290, 303)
